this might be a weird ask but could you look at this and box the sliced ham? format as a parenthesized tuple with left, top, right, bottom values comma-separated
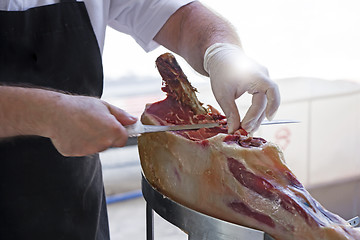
(138, 53, 360, 240)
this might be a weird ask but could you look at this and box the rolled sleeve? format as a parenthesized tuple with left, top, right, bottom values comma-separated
(108, 0, 194, 52)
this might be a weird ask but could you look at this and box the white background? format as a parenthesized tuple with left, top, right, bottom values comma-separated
(102, 0, 360, 82)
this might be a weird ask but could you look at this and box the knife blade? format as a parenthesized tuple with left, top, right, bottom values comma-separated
(260, 119, 300, 125)
(125, 119, 299, 137)
(125, 122, 220, 137)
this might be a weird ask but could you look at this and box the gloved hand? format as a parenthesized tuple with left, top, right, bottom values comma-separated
(203, 43, 280, 133)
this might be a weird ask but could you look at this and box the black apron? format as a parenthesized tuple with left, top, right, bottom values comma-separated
(0, 1, 109, 239)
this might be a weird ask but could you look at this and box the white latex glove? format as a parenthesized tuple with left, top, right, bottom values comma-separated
(203, 43, 280, 133)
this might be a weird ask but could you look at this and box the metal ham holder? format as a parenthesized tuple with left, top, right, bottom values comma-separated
(142, 173, 276, 240)
(142, 173, 360, 240)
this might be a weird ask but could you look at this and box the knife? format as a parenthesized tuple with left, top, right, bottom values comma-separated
(125, 122, 220, 137)
(260, 119, 300, 125)
(125, 120, 299, 137)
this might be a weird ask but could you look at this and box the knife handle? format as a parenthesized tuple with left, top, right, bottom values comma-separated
(124, 121, 145, 137)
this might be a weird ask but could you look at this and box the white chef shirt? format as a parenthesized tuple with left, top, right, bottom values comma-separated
(0, 0, 194, 53)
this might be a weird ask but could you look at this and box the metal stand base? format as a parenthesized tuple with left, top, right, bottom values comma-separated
(146, 202, 154, 240)
(142, 174, 275, 240)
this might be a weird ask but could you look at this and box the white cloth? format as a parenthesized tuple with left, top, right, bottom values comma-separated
(0, 0, 194, 53)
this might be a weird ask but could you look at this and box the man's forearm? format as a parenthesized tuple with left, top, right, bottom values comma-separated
(0, 85, 138, 156)
(0, 86, 59, 138)
(154, 1, 241, 75)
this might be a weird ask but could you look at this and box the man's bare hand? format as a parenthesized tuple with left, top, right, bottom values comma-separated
(47, 94, 137, 156)
(0, 86, 137, 157)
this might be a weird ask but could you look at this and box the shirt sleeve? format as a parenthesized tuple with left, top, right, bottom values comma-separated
(107, 0, 195, 52)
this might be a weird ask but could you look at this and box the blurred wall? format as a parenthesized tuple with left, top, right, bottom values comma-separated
(254, 78, 360, 219)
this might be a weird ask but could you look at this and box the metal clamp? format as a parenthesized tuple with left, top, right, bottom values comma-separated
(348, 216, 360, 227)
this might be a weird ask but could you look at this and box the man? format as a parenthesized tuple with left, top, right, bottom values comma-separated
(0, 0, 280, 239)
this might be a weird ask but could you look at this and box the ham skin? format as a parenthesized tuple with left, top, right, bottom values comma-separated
(137, 53, 360, 240)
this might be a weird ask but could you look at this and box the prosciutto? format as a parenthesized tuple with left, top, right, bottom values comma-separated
(138, 53, 360, 240)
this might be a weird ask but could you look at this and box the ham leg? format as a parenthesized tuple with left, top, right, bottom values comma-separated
(138, 53, 360, 240)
